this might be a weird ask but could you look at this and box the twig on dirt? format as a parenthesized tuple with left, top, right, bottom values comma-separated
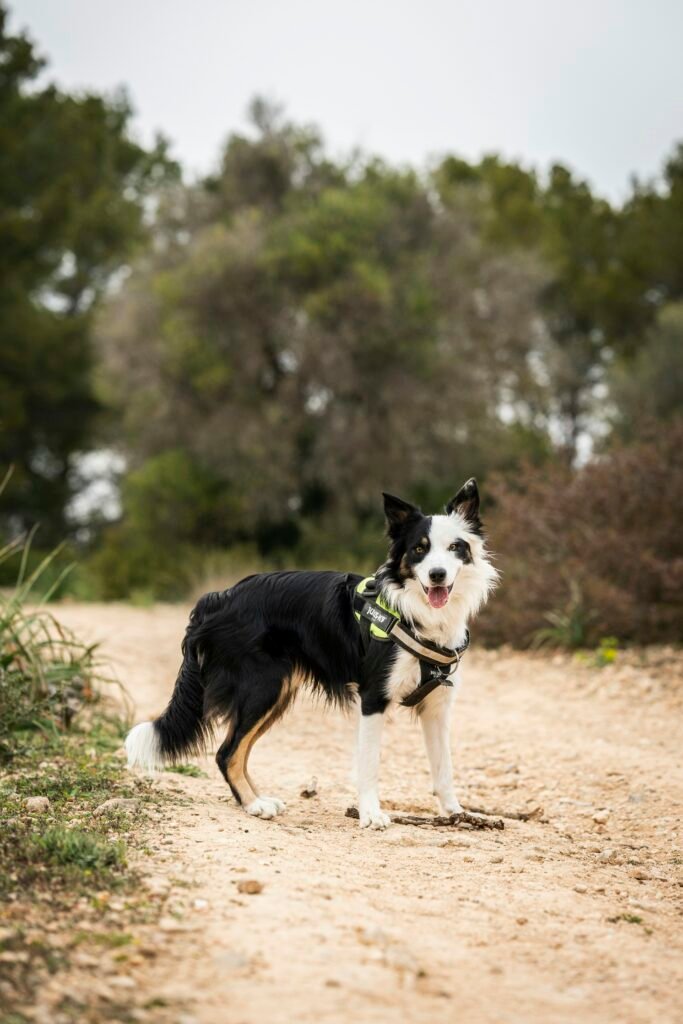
(464, 804, 544, 822)
(345, 807, 504, 831)
(300, 777, 318, 798)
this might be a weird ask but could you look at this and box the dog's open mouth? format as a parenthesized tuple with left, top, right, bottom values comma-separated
(421, 582, 453, 609)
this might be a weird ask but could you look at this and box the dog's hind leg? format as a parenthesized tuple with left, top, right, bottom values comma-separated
(216, 670, 296, 819)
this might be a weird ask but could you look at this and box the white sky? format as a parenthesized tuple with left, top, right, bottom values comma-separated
(10, 0, 683, 202)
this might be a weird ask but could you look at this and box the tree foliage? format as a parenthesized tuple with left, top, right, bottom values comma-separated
(98, 104, 553, 586)
(2, 3, 683, 625)
(0, 5, 176, 541)
(89, 98, 683, 595)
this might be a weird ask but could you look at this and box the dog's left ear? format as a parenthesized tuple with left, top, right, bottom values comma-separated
(446, 478, 481, 533)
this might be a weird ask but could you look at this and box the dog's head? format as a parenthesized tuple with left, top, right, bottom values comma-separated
(378, 479, 499, 627)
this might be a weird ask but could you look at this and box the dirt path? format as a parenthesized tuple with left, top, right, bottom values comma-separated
(56, 604, 683, 1024)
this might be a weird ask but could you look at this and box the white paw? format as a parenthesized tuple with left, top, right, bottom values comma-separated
(260, 795, 286, 815)
(441, 799, 463, 816)
(359, 807, 392, 830)
(245, 796, 286, 819)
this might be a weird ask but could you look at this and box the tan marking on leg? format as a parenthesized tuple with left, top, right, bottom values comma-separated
(227, 674, 302, 802)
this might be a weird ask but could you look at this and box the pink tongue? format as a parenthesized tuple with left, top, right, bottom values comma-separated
(428, 586, 449, 609)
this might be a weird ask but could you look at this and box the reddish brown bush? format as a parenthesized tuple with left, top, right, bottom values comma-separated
(478, 420, 683, 647)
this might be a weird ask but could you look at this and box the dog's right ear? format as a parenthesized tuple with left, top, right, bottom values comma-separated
(382, 493, 421, 537)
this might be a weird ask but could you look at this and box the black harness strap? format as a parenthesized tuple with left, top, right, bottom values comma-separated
(352, 579, 470, 708)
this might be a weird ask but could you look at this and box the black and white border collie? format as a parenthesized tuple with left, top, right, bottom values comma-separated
(126, 479, 498, 829)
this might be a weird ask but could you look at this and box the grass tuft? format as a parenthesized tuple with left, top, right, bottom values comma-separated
(30, 827, 126, 872)
(0, 470, 108, 759)
(165, 762, 207, 778)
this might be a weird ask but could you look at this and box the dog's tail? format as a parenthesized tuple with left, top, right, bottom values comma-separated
(125, 590, 229, 771)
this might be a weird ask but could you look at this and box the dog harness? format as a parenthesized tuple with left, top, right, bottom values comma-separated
(352, 576, 469, 708)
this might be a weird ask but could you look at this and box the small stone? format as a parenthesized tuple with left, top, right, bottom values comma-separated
(237, 879, 263, 895)
(213, 950, 249, 970)
(516, 917, 528, 925)
(490, 855, 504, 864)
(630, 868, 651, 881)
(574, 884, 588, 893)
(463, 855, 475, 863)
(593, 810, 610, 825)
(25, 796, 50, 813)
(142, 875, 170, 897)
(72, 952, 100, 968)
(192, 898, 209, 911)
(598, 849, 617, 864)
(109, 976, 135, 990)
(631, 899, 658, 912)
(0, 950, 30, 964)
(159, 916, 186, 932)
(94, 798, 138, 817)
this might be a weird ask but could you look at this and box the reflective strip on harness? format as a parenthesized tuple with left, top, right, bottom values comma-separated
(353, 576, 399, 640)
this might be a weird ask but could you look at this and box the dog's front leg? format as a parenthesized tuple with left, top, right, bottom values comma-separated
(356, 711, 391, 830)
(420, 687, 462, 815)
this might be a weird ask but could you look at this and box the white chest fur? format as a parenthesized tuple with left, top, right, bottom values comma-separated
(384, 647, 463, 704)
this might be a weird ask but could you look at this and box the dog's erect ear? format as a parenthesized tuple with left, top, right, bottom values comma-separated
(446, 478, 481, 533)
(382, 493, 421, 537)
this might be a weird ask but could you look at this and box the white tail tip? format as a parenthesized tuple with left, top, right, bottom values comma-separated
(125, 721, 165, 771)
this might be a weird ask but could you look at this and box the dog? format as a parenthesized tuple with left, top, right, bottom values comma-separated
(125, 478, 498, 828)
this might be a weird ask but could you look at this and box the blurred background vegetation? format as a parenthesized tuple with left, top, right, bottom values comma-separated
(1, 5, 681, 645)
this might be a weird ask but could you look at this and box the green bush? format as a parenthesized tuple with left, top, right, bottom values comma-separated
(31, 827, 125, 872)
(0, 472, 102, 756)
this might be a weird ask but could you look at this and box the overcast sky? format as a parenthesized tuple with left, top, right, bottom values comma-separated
(10, 0, 683, 201)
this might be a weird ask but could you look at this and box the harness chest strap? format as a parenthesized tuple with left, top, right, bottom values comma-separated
(352, 576, 470, 707)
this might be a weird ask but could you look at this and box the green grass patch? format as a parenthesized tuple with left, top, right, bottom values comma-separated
(165, 762, 207, 778)
(32, 827, 126, 871)
(72, 930, 135, 949)
(0, 724, 161, 899)
(608, 912, 644, 925)
(0, 470, 125, 765)
(0, 483, 174, 1023)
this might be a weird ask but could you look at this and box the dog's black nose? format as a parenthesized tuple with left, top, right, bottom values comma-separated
(429, 567, 447, 584)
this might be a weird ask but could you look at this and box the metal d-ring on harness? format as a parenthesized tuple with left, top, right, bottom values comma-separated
(352, 576, 470, 708)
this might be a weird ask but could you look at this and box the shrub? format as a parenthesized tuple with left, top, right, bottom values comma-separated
(0, 472, 101, 756)
(479, 420, 683, 646)
(31, 827, 125, 872)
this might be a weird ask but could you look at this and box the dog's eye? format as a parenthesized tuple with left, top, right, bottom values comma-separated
(449, 540, 468, 555)
(414, 544, 425, 555)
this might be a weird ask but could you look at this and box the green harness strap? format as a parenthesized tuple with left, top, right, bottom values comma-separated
(353, 576, 399, 640)
(352, 574, 470, 707)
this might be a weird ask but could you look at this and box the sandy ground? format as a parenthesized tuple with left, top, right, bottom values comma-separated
(54, 603, 683, 1024)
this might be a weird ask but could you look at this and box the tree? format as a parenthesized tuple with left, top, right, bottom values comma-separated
(97, 106, 550, 591)
(609, 303, 683, 439)
(0, 5, 176, 541)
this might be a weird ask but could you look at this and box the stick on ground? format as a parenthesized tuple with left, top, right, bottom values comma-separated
(464, 804, 544, 822)
(345, 807, 504, 830)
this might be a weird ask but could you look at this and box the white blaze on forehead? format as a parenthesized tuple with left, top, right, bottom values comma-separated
(415, 513, 475, 587)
